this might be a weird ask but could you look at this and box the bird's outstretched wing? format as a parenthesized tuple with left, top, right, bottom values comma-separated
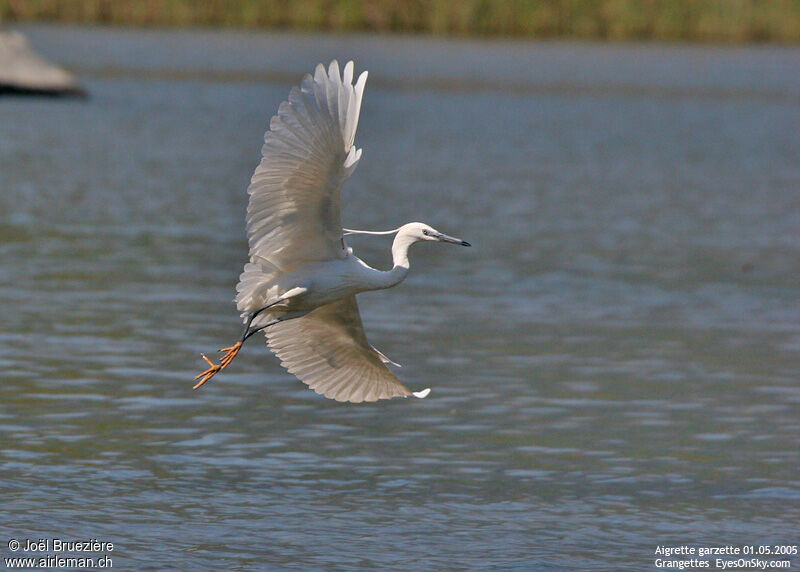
(266, 296, 416, 402)
(245, 60, 367, 270)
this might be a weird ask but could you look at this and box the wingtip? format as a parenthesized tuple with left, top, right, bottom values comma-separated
(314, 62, 326, 82)
(355, 70, 368, 91)
(412, 388, 431, 399)
(328, 59, 340, 80)
(343, 60, 354, 85)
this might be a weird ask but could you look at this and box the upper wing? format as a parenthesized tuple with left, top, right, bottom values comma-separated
(246, 60, 367, 270)
(266, 296, 414, 402)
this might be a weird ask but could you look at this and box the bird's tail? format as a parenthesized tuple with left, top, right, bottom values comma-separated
(235, 256, 283, 328)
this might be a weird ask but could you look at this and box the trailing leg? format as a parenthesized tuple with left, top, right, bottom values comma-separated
(194, 315, 282, 390)
(193, 288, 306, 390)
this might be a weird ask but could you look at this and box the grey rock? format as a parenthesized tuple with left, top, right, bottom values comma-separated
(0, 31, 84, 96)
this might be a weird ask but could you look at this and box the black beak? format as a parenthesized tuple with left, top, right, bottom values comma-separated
(436, 233, 471, 247)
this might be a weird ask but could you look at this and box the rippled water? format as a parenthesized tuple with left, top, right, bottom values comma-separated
(1, 25, 799, 570)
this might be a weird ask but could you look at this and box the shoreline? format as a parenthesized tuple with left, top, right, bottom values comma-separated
(2, 0, 800, 44)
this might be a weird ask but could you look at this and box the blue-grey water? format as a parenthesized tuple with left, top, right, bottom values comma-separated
(1, 25, 799, 570)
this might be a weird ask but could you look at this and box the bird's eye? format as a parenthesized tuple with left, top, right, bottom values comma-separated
(422, 229, 430, 236)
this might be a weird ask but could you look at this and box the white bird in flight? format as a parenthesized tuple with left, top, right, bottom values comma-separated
(194, 60, 470, 402)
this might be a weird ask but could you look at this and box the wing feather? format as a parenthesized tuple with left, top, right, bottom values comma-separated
(266, 296, 412, 403)
(244, 60, 367, 272)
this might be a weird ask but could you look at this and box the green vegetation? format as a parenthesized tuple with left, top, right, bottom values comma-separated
(2, 0, 800, 42)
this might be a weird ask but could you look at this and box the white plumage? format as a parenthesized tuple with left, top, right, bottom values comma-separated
(195, 60, 470, 403)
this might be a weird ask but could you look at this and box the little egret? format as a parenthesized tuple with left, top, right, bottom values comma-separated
(194, 60, 470, 402)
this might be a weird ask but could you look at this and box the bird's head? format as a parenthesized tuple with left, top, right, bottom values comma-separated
(403, 222, 471, 247)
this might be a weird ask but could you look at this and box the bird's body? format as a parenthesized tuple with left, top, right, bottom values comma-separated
(237, 225, 420, 317)
(240, 245, 396, 313)
(195, 61, 469, 402)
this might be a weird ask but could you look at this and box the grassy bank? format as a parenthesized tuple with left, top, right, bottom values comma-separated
(2, 0, 800, 42)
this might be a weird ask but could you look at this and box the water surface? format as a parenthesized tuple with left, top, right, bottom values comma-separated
(1, 25, 799, 570)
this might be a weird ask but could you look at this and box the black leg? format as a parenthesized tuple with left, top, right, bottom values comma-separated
(194, 301, 297, 390)
(238, 299, 284, 343)
(242, 319, 281, 342)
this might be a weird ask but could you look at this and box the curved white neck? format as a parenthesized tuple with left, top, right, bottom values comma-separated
(369, 230, 415, 290)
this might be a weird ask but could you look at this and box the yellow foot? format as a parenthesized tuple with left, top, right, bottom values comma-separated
(218, 341, 243, 368)
(193, 354, 222, 389)
(193, 341, 244, 390)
